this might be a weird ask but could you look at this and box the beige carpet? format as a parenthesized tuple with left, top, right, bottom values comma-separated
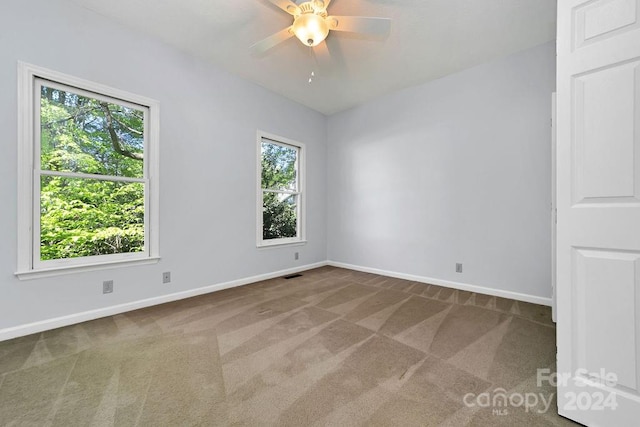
(0, 266, 577, 426)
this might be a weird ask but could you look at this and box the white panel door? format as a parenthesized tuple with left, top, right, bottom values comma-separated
(557, 0, 640, 425)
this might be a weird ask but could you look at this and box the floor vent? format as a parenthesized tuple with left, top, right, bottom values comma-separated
(283, 273, 303, 280)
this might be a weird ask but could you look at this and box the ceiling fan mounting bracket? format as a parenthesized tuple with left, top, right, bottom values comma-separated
(294, 1, 328, 18)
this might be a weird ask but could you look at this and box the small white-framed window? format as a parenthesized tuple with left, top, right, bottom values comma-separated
(257, 131, 305, 247)
(16, 63, 160, 278)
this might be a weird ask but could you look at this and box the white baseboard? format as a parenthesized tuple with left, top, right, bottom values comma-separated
(0, 259, 552, 341)
(327, 261, 552, 307)
(0, 261, 328, 342)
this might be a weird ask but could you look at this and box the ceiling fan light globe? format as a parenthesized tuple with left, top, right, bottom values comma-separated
(292, 13, 329, 47)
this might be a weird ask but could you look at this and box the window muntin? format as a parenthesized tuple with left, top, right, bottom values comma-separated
(258, 134, 304, 246)
(17, 63, 159, 277)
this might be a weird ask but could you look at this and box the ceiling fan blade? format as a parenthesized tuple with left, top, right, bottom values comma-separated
(318, 0, 333, 9)
(265, 0, 300, 15)
(250, 26, 294, 54)
(326, 16, 391, 35)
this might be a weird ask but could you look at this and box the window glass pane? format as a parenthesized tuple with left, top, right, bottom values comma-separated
(261, 141, 297, 191)
(40, 85, 144, 178)
(40, 176, 145, 261)
(262, 192, 298, 240)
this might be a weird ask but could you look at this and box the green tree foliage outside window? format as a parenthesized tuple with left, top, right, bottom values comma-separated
(261, 141, 300, 240)
(39, 85, 146, 261)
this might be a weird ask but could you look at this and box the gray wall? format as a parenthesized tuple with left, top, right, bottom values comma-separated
(0, 0, 556, 334)
(327, 42, 556, 300)
(0, 0, 327, 331)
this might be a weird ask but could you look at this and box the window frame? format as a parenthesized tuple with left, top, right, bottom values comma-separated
(256, 131, 306, 248)
(16, 63, 160, 279)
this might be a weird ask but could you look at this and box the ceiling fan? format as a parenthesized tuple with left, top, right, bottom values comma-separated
(251, 0, 391, 54)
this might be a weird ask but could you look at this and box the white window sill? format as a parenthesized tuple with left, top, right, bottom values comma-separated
(257, 240, 307, 249)
(15, 257, 161, 280)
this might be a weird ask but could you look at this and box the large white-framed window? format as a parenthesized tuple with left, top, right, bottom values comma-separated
(16, 63, 160, 279)
(257, 131, 306, 247)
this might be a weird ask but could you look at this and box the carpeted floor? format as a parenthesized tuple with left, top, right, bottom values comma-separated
(0, 266, 577, 426)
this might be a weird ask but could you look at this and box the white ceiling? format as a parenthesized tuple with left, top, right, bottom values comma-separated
(71, 0, 557, 115)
